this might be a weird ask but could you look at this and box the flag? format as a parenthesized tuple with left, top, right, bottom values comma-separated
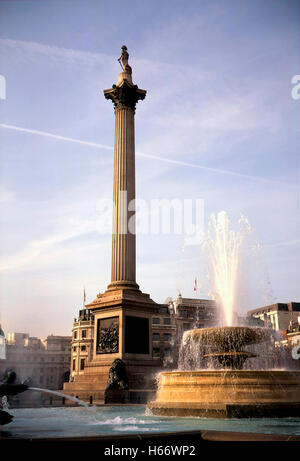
(83, 287, 86, 304)
(194, 277, 197, 292)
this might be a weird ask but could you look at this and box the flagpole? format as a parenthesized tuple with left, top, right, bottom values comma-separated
(83, 286, 86, 309)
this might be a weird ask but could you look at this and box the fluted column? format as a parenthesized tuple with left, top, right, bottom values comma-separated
(104, 56, 146, 290)
(111, 106, 136, 284)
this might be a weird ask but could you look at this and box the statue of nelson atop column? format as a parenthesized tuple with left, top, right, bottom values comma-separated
(118, 45, 132, 74)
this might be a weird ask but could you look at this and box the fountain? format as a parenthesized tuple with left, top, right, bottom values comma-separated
(147, 212, 300, 418)
(147, 327, 300, 418)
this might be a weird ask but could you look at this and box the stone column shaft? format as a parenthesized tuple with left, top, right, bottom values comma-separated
(104, 65, 146, 290)
(111, 106, 136, 283)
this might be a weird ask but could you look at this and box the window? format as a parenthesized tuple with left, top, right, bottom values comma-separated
(183, 323, 190, 331)
(152, 347, 160, 358)
(81, 345, 86, 351)
(164, 348, 171, 356)
(74, 331, 77, 339)
(80, 359, 85, 370)
(73, 346, 76, 352)
(82, 330, 87, 339)
(72, 359, 76, 371)
(152, 333, 160, 342)
(159, 307, 168, 314)
(163, 317, 171, 325)
(152, 317, 160, 325)
(163, 333, 171, 342)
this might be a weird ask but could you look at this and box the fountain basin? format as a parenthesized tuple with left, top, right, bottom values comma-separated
(148, 370, 300, 418)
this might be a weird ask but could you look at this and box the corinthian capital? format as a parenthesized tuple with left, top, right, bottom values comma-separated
(104, 80, 146, 111)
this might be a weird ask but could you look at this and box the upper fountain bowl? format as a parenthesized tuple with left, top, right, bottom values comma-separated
(184, 326, 273, 369)
(185, 326, 272, 351)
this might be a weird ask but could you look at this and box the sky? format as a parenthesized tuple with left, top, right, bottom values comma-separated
(0, 0, 299, 337)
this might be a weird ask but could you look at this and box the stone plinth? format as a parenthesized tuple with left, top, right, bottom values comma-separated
(64, 287, 162, 403)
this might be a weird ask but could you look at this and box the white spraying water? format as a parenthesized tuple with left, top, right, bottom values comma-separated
(28, 387, 91, 409)
(203, 211, 252, 326)
(1, 395, 9, 410)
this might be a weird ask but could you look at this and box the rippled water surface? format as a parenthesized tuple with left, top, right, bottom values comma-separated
(2, 406, 300, 439)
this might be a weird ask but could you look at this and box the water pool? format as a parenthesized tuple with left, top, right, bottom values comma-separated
(2, 406, 300, 439)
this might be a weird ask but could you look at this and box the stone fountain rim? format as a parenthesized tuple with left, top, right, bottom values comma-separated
(158, 370, 300, 376)
(186, 325, 270, 334)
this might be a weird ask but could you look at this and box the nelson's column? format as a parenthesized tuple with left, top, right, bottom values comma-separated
(64, 47, 163, 404)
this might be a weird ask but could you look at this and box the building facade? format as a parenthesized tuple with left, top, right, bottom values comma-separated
(287, 319, 300, 348)
(70, 309, 94, 380)
(168, 294, 218, 331)
(151, 304, 176, 365)
(247, 302, 300, 332)
(1, 332, 71, 390)
(166, 295, 219, 367)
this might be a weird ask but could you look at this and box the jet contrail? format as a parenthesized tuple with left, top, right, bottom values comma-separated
(0, 123, 297, 187)
(0, 123, 113, 151)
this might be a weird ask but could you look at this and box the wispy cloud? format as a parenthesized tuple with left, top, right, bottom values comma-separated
(0, 38, 111, 67)
(0, 218, 99, 272)
(264, 239, 300, 249)
(1, 123, 296, 187)
(0, 186, 14, 203)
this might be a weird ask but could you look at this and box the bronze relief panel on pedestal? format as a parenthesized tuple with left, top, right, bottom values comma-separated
(96, 317, 119, 354)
